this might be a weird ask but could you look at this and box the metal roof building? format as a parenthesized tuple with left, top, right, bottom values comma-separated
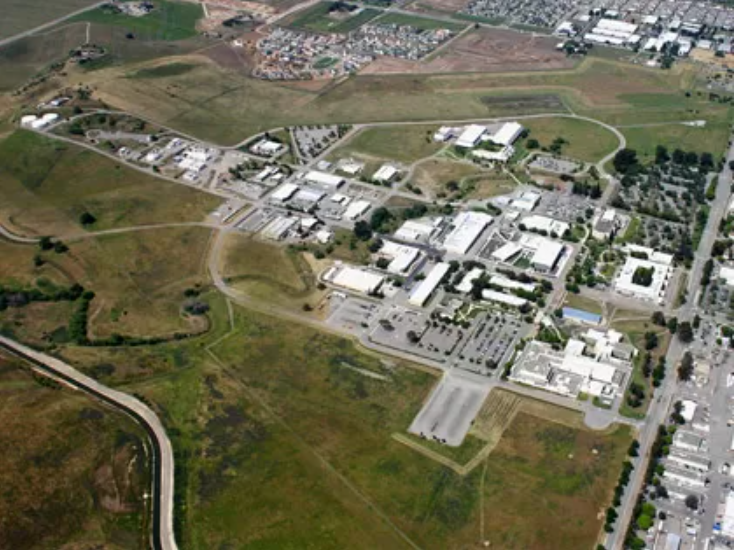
(332, 266, 385, 295)
(531, 239, 564, 272)
(409, 263, 450, 307)
(443, 212, 492, 254)
(270, 183, 299, 202)
(455, 125, 486, 148)
(304, 171, 345, 189)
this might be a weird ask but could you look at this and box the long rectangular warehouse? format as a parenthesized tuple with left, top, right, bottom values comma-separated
(409, 263, 450, 307)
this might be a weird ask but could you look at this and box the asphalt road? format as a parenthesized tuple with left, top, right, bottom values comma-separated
(607, 138, 734, 550)
(0, 335, 178, 550)
(0, 1, 104, 48)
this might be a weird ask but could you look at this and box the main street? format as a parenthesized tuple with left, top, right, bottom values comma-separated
(608, 137, 734, 550)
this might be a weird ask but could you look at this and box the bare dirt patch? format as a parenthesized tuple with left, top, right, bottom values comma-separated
(363, 28, 576, 75)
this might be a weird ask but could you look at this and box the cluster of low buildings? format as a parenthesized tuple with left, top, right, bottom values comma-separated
(555, 3, 734, 61)
(434, 121, 524, 165)
(614, 244, 674, 305)
(510, 328, 634, 403)
(253, 20, 458, 81)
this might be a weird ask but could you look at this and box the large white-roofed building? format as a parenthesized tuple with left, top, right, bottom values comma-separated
(409, 263, 450, 307)
(270, 183, 299, 202)
(378, 240, 420, 275)
(521, 214, 570, 237)
(511, 190, 541, 211)
(261, 216, 298, 240)
(531, 240, 564, 272)
(443, 211, 492, 254)
(455, 124, 486, 148)
(489, 122, 524, 146)
(614, 250, 673, 304)
(331, 266, 385, 295)
(344, 200, 371, 221)
(456, 267, 484, 294)
(584, 18, 638, 46)
(304, 171, 345, 189)
(509, 332, 628, 400)
(373, 164, 399, 183)
(481, 289, 528, 307)
(394, 218, 441, 243)
(491, 242, 522, 263)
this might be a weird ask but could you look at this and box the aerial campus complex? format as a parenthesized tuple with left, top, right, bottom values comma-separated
(8, 0, 734, 549)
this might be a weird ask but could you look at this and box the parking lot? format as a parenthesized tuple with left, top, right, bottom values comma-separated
(369, 306, 469, 363)
(408, 371, 492, 446)
(326, 294, 381, 335)
(454, 311, 525, 375)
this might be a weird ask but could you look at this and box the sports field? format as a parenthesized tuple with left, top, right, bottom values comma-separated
(0, 353, 150, 549)
(0, 131, 221, 236)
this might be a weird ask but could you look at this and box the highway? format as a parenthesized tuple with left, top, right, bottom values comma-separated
(0, 335, 178, 550)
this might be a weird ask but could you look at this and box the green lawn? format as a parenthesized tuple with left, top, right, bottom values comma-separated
(612, 318, 670, 419)
(130, 62, 197, 79)
(374, 12, 465, 32)
(521, 116, 621, 163)
(621, 120, 731, 163)
(332, 125, 444, 163)
(287, 2, 381, 33)
(0, 130, 220, 236)
(563, 293, 603, 315)
(70, 0, 202, 40)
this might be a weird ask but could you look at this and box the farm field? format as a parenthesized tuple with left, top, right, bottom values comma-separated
(70, 54, 706, 145)
(0, 0, 99, 38)
(364, 27, 576, 75)
(285, 2, 381, 33)
(69, 0, 203, 41)
(0, 353, 150, 549)
(373, 12, 465, 32)
(332, 125, 444, 163)
(0, 130, 221, 236)
(521, 116, 621, 163)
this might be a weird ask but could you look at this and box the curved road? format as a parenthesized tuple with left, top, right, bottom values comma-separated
(0, 335, 178, 550)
